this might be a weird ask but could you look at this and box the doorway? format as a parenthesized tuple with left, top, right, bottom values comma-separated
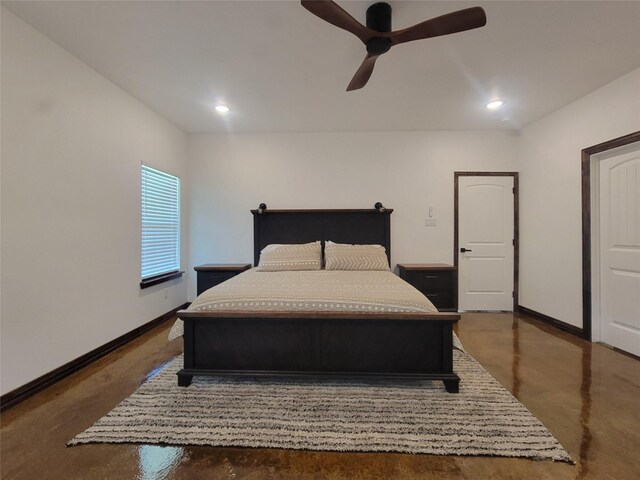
(583, 132, 640, 355)
(454, 172, 519, 311)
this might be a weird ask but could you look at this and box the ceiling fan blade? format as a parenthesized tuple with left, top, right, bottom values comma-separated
(389, 6, 486, 45)
(346, 54, 379, 91)
(301, 0, 376, 44)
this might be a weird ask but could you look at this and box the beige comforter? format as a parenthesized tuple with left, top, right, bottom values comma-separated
(169, 269, 437, 340)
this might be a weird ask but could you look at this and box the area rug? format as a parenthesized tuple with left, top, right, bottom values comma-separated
(68, 348, 572, 462)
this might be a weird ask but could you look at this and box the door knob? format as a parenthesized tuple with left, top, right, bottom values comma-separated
(460, 248, 473, 253)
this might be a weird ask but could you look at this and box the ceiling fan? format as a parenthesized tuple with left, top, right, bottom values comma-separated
(301, 1, 487, 91)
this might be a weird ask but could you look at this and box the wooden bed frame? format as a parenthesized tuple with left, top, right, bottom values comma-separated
(177, 208, 461, 393)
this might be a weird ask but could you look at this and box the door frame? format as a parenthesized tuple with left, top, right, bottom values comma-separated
(454, 172, 519, 311)
(581, 131, 640, 342)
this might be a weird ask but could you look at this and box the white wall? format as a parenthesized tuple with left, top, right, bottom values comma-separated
(187, 131, 518, 299)
(518, 67, 640, 328)
(0, 9, 189, 395)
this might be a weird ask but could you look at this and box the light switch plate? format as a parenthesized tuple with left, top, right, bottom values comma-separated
(425, 218, 437, 226)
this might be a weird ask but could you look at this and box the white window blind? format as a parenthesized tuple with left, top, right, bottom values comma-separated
(141, 165, 180, 280)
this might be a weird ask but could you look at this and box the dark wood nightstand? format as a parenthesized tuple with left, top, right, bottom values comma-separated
(194, 264, 252, 295)
(397, 263, 458, 312)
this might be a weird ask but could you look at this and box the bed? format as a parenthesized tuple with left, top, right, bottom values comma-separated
(176, 208, 461, 392)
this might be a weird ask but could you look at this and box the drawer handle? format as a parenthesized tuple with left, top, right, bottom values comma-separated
(424, 275, 438, 279)
(426, 293, 439, 297)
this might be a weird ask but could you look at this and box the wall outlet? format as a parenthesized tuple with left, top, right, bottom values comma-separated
(425, 218, 437, 227)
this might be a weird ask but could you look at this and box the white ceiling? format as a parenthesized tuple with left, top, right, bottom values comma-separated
(3, 0, 640, 133)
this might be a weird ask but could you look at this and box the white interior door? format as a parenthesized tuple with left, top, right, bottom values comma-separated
(599, 143, 640, 356)
(458, 176, 514, 311)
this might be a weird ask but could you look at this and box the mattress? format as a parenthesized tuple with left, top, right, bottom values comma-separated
(169, 269, 438, 340)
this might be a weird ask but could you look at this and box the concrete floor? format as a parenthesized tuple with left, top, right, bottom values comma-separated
(1, 312, 639, 480)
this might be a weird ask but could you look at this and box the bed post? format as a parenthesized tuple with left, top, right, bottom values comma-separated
(252, 209, 262, 267)
(177, 319, 194, 387)
(383, 212, 391, 265)
(441, 324, 459, 392)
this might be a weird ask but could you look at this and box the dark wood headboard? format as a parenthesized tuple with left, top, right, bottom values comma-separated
(251, 209, 393, 267)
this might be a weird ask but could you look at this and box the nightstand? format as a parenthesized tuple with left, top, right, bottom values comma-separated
(397, 263, 458, 312)
(194, 264, 252, 295)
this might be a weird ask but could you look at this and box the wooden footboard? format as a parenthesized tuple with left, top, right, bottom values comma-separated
(176, 310, 461, 393)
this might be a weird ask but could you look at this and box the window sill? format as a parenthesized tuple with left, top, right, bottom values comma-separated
(140, 271, 184, 289)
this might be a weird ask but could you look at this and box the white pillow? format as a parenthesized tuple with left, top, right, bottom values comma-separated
(256, 241, 322, 271)
(324, 241, 390, 271)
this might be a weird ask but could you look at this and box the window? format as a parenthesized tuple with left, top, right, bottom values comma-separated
(140, 165, 182, 287)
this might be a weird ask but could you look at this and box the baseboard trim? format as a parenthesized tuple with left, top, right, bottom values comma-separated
(612, 346, 640, 362)
(517, 305, 584, 338)
(0, 303, 189, 413)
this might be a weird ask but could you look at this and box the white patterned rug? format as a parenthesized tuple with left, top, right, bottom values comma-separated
(69, 349, 572, 462)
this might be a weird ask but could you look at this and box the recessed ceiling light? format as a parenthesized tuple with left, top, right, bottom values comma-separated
(486, 100, 504, 110)
(214, 105, 230, 114)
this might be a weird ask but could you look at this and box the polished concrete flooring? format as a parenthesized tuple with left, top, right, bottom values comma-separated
(1, 312, 639, 480)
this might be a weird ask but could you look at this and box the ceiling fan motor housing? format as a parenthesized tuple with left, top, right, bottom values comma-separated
(366, 2, 392, 54)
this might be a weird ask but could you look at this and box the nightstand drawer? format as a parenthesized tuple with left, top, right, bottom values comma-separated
(194, 264, 252, 295)
(197, 271, 236, 291)
(420, 290, 454, 310)
(402, 270, 453, 292)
